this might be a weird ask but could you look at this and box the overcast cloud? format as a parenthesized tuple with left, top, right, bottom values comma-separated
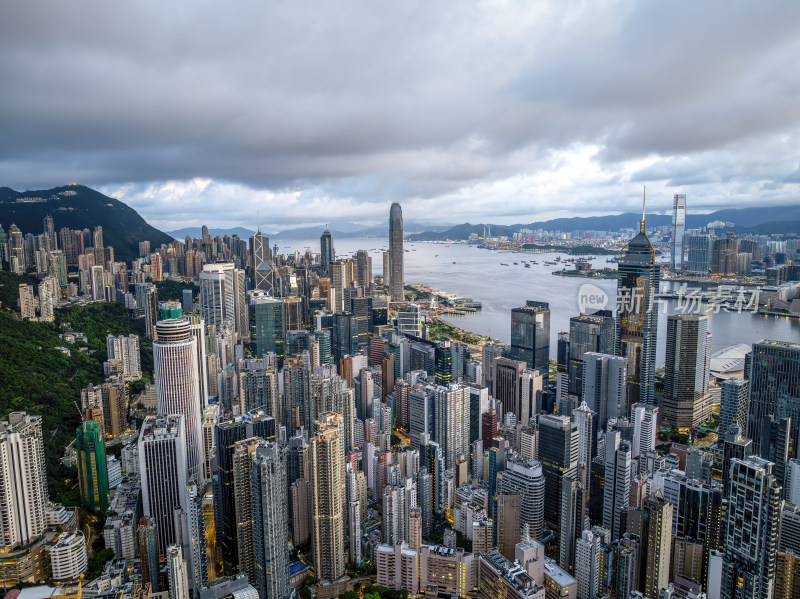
(1, 1, 799, 231)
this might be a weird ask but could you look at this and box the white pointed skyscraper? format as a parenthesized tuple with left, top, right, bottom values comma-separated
(389, 203, 404, 303)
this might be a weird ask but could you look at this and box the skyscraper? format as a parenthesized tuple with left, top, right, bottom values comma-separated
(615, 203, 659, 406)
(684, 231, 713, 275)
(662, 314, 712, 428)
(251, 226, 273, 295)
(320, 227, 334, 276)
(670, 194, 686, 270)
(389, 203, 404, 303)
(602, 431, 631, 539)
(575, 529, 602, 599)
(581, 352, 627, 431)
(538, 415, 578, 531)
(311, 412, 346, 582)
(250, 292, 285, 365)
(510, 301, 550, 388)
(434, 383, 470, 470)
(167, 545, 191, 599)
(251, 442, 291, 599)
(719, 378, 749, 437)
(746, 340, 800, 457)
(568, 313, 615, 397)
(720, 457, 782, 599)
(0, 412, 48, 548)
(153, 318, 204, 484)
(76, 420, 109, 514)
(642, 494, 673, 599)
(138, 415, 188, 556)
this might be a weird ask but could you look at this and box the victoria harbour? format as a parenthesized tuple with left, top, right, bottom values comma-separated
(275, 236, 799, 366)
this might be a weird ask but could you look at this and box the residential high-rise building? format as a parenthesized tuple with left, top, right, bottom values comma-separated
(320, 227, 334, 276)
(138, 415, 188, 556)
(538, 414, 578, 530)
(18, 283, 36, 319)
(720, 457, 782, 599)
(250, 442, 291, 599)
(434, 383, 470, 470)
(310, 412, 346, 582)
(495, 492, 522, 560)
(662, 314, 712, 428)
(0, 412, 48, 548)
(642, 494, 674, 599)
(389, 203, 404, 303)
(711, 234, 738, 276)
(615, 205, 659, 406)
(510, 301, 550, 388)
(575, 529, 601, 599)
(76, 420, 109, 515)
(232, 438, 261, 583)
(581, 353, 627, 432)
(746, 340, 800, 457)
(167, 545, 191, 599)
(153, 318, 204, 484)
(106, 334, 142, 380)
(670, 194, 686, 270)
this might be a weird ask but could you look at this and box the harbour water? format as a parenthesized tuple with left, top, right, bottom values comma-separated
(272, 236, 799, 368)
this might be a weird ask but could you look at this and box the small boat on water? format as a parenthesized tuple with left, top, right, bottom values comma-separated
(525, 263, 531, 268)
(501, 263, 509, 266)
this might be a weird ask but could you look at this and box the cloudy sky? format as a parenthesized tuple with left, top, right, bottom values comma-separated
(2, 1, 799, 231)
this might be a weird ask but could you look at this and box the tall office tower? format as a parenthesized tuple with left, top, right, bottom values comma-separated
(615, 205, 659, 406)
(482, 407, 499, 448)
(332, 312, 360, 362)
(510, 301, 551, 387)
(251, 292, 285, 364)
(106, 334, 142, 380)
(575, 529, 601, 599)
(602, 431, 632, 539)
(250, 227, 273, 295)
(721, 457, 782, 599)
(573, 402, 594, 492)
(539, 415, 578, 530)
(138, 415, 188, 556)
(389, 202, 404, 303)
(482, 341, 504, 388)
(232, 438, 261, 582)
(320, 227, 334, 276)
(641, 494, 674, 599)
(311, 412, 346, 582)
(0, 412, 48, 548)
(434, 383, 470, 470)
(495, 492, 522, 560)
(250, 442, 291, 599)
(568, 313, 615, 397)
(153, 319, 204, 484)
(631, 403, 657, 460)
(76, 420, 109, 515)
(167, 545, 190, 599)
(670, 194, 686, 270)
(199, 263, 248, 340)
(213, 412, 276, 572)
(662, 314, 712, 428)
(139, 517, 160, 592)
(435, 341, 453, 386)
(719, 378, 749, 437)
(382, 251, 391, 289)
(684, 231, 713, 275)
(497, 458, 546, 541)
(747, 340, 800, 457)
(582, 353, 628, 432)
(491, 357, 526, 421)
(711, 234, 738, 276)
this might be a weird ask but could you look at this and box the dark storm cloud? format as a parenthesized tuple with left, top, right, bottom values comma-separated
(1, 1, 799, 228)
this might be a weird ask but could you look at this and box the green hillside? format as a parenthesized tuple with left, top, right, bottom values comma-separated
(0, 184, 173, 263)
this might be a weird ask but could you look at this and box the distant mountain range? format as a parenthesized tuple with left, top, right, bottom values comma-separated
(168, 220, 454, 240)
(0, 185, 173, 262)
(407, 205, 800, 241)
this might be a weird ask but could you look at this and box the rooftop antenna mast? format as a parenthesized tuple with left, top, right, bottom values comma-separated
(640, 186, 647, 233)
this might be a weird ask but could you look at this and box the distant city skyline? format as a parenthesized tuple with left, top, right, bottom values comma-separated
(2, 3, 800, 230)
